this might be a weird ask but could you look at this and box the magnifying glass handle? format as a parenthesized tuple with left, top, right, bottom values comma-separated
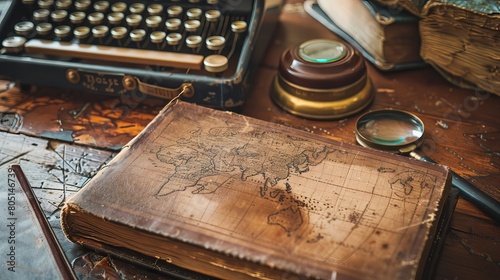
(413, 154, 500, 224)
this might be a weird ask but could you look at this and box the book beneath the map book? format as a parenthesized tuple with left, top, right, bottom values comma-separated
(61, 101, 455, 279)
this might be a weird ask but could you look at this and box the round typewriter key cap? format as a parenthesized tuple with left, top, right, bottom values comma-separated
(189, 0, 200, 3)
(56, 0, 72, 10)
(74, 26, 90, 39)
(54, 25, 71, 39)
(187, 8, 202, 19)
(38, 0, 54, 9)
(147, 4, 163, 15)
(14, 21, 35, 36)
(126, 14, 142, 27)
(33, 9, 50, 22)
(75, 0, 90, 11)
(51, 10, 68, 23)
(88, 12, 104, 25)
(129, 3, 145, 14)
(146, 16, 162, 28)
(22, 0, 36, 4)
(36, 22, 53, 36)
(111, 2, 127, 13)
(204, 54, 228, 73)
(167, 6, 183, 18)
(184, 20, 201, 32)
(94, 1, 110, 12)
(206, 36, 225, 51)
(207, 0, 219, 4)
(111, 26, 127, 39)
(130, 29, 146, 42)
(205, 10, 221, 22)
(2, 37, 27, 53)
(165, 18, 181, 31)
(92, 25, 109, 38)
(231, 21, 247, 33)
(69, 11, 86, 24)
(150, 31, 166, 44)
(108, 12, 124, 25)
(186, 35, 202, 48)
(166, 33, 182, 46)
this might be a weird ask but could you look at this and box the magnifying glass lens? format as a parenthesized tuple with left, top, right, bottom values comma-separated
(356, 110, 424, 151)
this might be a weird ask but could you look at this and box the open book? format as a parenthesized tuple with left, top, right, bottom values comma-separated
(61, 101, 453, 279)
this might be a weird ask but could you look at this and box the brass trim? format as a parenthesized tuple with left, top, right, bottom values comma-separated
(271, 75, 374, 120)
(277, 73, 368, 102)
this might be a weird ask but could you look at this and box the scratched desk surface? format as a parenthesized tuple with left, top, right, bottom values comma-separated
(0, 1, 499, 279)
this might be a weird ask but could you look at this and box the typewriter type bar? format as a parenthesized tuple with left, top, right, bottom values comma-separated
(24, 39, 204, 70)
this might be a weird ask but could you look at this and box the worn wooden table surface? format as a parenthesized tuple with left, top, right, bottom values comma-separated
(0, 1, 498, 279)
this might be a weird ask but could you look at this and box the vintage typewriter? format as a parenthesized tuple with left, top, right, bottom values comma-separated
(0, 0, 282, 109)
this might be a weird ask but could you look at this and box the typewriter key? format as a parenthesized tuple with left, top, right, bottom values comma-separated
(88, 12, 104, 25)
(205, 10, 221, 22)
(14, 21, 35, 36)
(70, 11, 86, 24)
(92, 25, 109, 38)
(231, 21, 247, 33)
(166, 33, 182, 46)
(130, 29, 146, 42)
(2, 37, 27, 53)
(126, 14, 142, 27)
(51, 10, 68, 23)
(147, 4, 163, 16)
(167, 6, 183, 18)
(111, 26, 127, 40)
(75, 0, 91, 11)
(74, 26, 90, 39)
(187, 8, 202, 20)
(56, 0, 72, 10)
(107, 12, 124, 25)
(33, 9, 50, 22)
(128, 3, 143, 14)
(184, 20, 201, 32)
(189, 0, 201, 3)
(204, 55, 228, 73)
(54, 25, 71, 39)
(146, 16, 162, 28)
(165, 18, 181, 31)
(150, 31, 166, 44)
(22, 0, 36, 4)
(38, 0, 54, 9)
(186, 35, 202, 49)
(36, 23, 53, 36)
(94, 1, 110, 13)
(111, 2, 127, 13)
(206, 36, 225, 51)
(207, 0, 219, 4)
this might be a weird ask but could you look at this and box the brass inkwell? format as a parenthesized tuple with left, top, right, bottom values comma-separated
(271, 39, 374, 119)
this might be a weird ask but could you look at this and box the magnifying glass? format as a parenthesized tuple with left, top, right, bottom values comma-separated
(355, 109, 500, 223)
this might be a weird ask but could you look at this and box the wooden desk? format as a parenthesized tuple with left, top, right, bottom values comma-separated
(0, 1, 498, 279)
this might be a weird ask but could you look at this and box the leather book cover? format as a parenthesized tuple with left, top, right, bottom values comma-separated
(306, 0, 424, 71)
(61, 101, 452, 279)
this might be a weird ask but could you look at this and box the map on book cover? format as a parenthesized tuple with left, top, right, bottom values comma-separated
(63, 102, 451, 279)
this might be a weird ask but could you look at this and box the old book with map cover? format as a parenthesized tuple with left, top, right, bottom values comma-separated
(61, 101, 453, 279)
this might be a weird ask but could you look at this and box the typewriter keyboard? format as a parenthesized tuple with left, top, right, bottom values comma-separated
(1, 0, 252, 75)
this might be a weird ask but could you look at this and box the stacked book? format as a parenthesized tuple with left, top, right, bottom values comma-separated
(307, 0, 500, 96)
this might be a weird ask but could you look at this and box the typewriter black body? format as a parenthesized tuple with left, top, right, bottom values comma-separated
(0, 0, 283, 109)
